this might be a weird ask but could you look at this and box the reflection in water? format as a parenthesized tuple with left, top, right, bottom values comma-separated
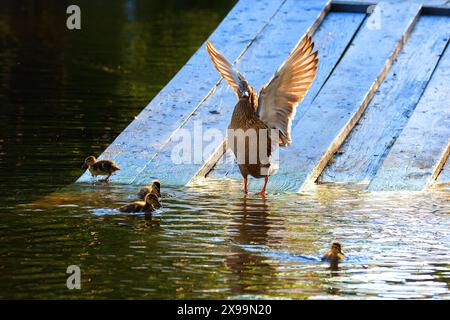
(1, 0, 450, 300)
(0, 183, 450, 299)
(0, 0, 236, 206)
(226, 196, 275, 296)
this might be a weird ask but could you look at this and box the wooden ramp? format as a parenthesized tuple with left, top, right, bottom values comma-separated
(78, 0, 450, 192)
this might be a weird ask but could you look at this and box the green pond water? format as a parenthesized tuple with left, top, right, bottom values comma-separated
(0, 0, 449, 299)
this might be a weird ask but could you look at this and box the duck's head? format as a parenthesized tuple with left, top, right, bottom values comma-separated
(238, 80, 251, 99)
(145, 193, 161, 210)
(330, 241, 344, 256)
(138, 180, 161, 199)
(138, 186, 151, 199)
(82, 156, 96, 168)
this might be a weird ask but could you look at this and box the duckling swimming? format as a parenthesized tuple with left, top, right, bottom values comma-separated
(119, 193, 161, 213)
(83, 156, 120, 183)
(137, 180, 161, 200)
(322, 241, 345, 263)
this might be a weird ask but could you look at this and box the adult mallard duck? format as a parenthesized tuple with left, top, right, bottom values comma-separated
(82, 155, 120, 183)
(119, 193, 161, 213)
(137, 180, 161, 200)
(206, 36, 318, 195)
(322, 241, 345, 263)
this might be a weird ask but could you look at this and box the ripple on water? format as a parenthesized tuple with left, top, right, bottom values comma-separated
(0, 183, 449, 299)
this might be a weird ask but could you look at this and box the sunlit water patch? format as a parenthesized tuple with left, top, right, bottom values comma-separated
(0, 182, 448, 299)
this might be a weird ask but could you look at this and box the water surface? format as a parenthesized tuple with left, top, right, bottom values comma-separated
(0, 0, 449, 300)
(1, 181, 449, 299)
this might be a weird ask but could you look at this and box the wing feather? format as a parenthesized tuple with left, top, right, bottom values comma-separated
(257, 36, 319, 146)
(206, 40, 247, 97)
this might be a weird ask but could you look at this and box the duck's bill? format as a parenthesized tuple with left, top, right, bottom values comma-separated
(81, 163, 88, 169)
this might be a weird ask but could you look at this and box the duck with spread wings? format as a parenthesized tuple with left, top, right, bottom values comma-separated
(206, 36, 318, 195)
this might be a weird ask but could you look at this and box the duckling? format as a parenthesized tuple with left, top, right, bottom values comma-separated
(119, 193, 161, 213)
(137, 180, 161, 200)
(322, 241, 345, 263)
(82, 155, 120, 183)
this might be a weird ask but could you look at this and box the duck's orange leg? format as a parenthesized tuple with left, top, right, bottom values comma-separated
(244, 177, 248, 194)
(258, 176, 268, 196)
(100, 173, 111, 183)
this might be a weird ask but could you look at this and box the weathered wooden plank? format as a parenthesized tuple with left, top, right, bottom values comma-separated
(77, 0, 285, 183)
(331, 1, 450, 16)
(132, 0, 332, 185)
(369, 46, 450, 191)
(265, 1, 422, 192)
(337, 0, 450, 6)
(320, 15, 450, 185)
(208, 11, 366, 181)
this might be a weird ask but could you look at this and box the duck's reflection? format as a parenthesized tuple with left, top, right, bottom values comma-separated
(226, 195, 279, 295)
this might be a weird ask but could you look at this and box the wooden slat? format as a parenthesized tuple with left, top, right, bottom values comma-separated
(266, 1, 422, 192)
(132, 0, 332, 186)
(320, 15, 450, 185)
(336, 0, 449, 6)
(208, 11, 366, 181)
(437, 156, 450, 183)
(369, 46, 450, 191)
(77, 0, 285, 183)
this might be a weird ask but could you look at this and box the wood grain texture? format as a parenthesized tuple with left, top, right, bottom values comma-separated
(265, 2, 422, 192)
(208, 11, 366, 182)
(336, 0, 449, 5)
(321, 15, 450, 185)
(132, 0, 331, 185)
(77, 0, 285, 183)
(369, 45, 450, 191)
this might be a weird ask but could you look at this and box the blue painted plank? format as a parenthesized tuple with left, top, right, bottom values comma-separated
(208, 11, 366, 182)
(320, 15, 450, 185)
(369, 46, 450, 191)
(77, 0, 285, 183)
(343, 0, 449, 5)
(265, 1, 422, 192)
(132, 0, 332, 185)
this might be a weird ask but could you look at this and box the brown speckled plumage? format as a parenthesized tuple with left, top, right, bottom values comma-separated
(119, 193, 161, 213)
(322, 241, 345, 263)
(206, 36, 318, 194)
(228, 89, 272, 180)
(83, 155, 120, 182)
(137, 180, 161, 199)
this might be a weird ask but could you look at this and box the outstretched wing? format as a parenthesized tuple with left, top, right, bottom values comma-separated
(206, 40, 248, 98)
(257, 36, 318, 146)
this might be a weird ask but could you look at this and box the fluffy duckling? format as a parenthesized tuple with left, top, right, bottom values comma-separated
(119, 193, 161, 213)
(137, 180, 161, 200)
(322, 241, 345, 263)
(83, 156, 120, 183)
